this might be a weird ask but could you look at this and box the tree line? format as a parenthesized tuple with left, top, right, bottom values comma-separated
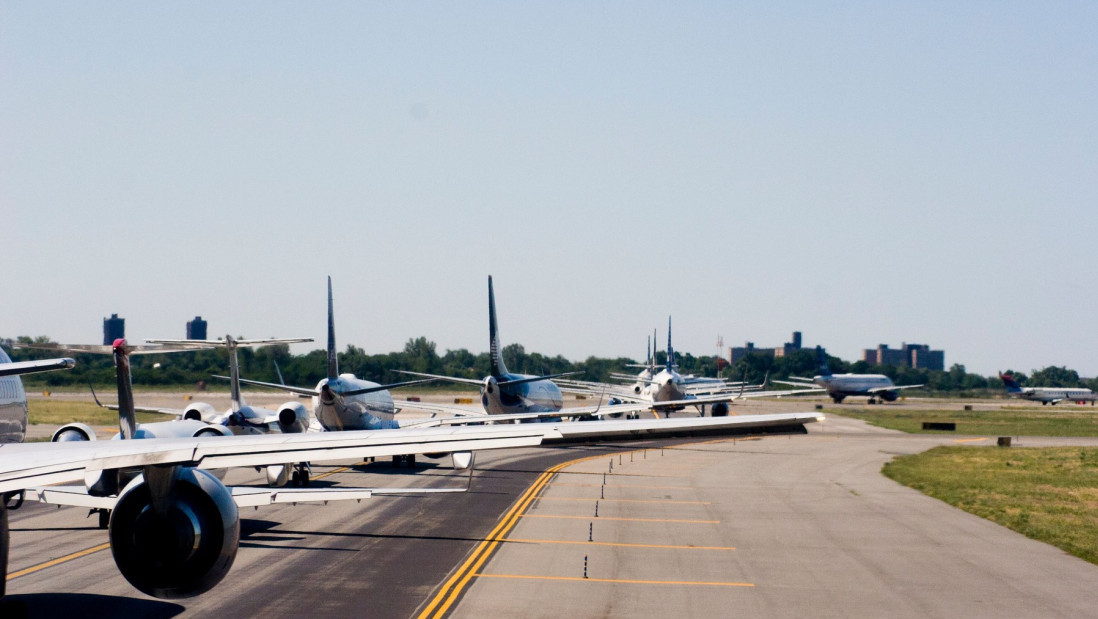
(4, 335, 1091, 396)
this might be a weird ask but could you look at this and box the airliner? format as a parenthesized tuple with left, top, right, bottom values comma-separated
(999, 372, 1097, 405)
(775, 347, 922, 404)
(400, 276, 576, 416)
(230, 277, 435, 434)
(0, 346, 74, 443)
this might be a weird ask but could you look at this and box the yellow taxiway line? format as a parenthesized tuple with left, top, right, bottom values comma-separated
(7, 542, 111, 581)
(473, 573, 753, 587)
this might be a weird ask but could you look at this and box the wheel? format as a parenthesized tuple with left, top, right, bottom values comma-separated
(299, 468, 310, 487)
(407, 454, 416, 467)
(98, 509, 110, 529)
(392, 455, 402, 466)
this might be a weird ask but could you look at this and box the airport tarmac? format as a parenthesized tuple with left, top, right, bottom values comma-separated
(7, 396, 1098, 617)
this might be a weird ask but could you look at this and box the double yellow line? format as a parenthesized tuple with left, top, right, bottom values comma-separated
(416, 452, 610, 619)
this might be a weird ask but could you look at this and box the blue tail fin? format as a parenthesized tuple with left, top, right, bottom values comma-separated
(488, 275, 508, 378)
(999, 372, 1022, 392)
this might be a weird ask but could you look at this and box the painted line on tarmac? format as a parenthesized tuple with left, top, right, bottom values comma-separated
(7, 542, 111, 581)
(521, 514, 719, 524)
(504, 538, 735, 551)
(418, 437, 754, 618)
(311, 466, 351, 481)
(953, 437, 989, 443)
(549, 482, 692, 490)
(415, 451, 619, 619)
(534, 496, 710, 505)
(473, 573, 753, 587)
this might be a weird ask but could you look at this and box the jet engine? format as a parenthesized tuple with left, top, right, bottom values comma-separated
(182, 402, 219, 423)
(109, 467, 239, 599)
(52, 422, 97, 442)
(709, 402, 730, 417)
(277, 402, 310, 433)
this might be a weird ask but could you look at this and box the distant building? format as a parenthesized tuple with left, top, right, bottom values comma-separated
(186, 316, 208, 340)
(730, 331, 803, 364)
(862, 343, 944, 371)
(103, 313, 125, 345)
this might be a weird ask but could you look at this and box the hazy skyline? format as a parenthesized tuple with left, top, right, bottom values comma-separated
(4, 3, 1096, 377)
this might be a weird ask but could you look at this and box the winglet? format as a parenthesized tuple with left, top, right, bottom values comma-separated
(327, 276, 338, 380)
(488, 275, 508, 378)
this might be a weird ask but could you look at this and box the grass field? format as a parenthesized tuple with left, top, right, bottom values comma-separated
(28, 400, 170, 426)
(884, 446, 1098, 565)
(831, 407, 1098, 436)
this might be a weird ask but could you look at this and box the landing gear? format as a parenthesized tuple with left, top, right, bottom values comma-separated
(867, 397, 877, 405)
(96, 508, 110, 529)
(391, 454, 417, 467)
(290, 463, 311, 487)
(831, 395, 845, 404)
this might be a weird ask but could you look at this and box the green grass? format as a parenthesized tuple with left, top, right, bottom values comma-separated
(884, 446, 1098, 565)
(831, 407, 1098, 436)
(28, 400, 174, 426)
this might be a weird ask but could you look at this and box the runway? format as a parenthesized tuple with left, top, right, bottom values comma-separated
(5, 409, 1098, 617)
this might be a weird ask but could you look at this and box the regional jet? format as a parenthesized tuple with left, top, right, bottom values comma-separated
(775, 347, 922, 404)
(998, 372, 1097, 405)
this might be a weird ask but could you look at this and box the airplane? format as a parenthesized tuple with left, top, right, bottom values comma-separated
(225, 277, 438, 435)
(398, 275, 578, 417)
(998, 372, 1097, 405)
(774, 347, 922, 404)
(0, 346, 75, 443)
(0, 338, 824, 601)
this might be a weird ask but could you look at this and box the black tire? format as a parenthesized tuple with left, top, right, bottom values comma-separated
(98, 509, 110, 530)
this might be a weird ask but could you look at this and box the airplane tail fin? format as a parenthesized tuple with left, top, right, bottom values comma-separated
(999, 372, 1022, 392)
(488, 275, 509, 377)
(665, 316, 674, 372)
(111, 339, 137, 440)
(816, 346, 832, 377)
(327, 276, 338, 380)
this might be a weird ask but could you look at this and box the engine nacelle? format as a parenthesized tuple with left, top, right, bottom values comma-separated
(710, 402, 730, 417)
(192, 425, 233, 438)
(277, 402, 310, 433)
(109, 467, 239, 599)
(52, 422, 96, 442)
(182, 402, 218, 423)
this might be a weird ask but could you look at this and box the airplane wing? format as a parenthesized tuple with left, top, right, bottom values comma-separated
(867, 384, 924, 394)
(0, 424, 546, 494)
(395, 370, 485, 387)
(0, 357, 76, 377)
(27, 483, 466, 510)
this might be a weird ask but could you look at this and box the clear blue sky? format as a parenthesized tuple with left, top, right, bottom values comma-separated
(3, 2, 1096, 377)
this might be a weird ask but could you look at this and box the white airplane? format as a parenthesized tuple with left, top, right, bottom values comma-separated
(230, 277, 438, 434)
(999, 372, 1097, 405)
(775, 347, 922, 404)
(0, 339, 823, 601)
(0, 346, 74, 443)
(399, 276, 578, 417)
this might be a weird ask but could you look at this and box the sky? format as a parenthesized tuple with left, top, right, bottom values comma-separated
(3, 2, 1097, 377)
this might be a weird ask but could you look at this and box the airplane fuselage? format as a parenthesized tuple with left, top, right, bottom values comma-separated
(815, 373, 898, 401)
(313, 374, 401, 430)
(1010, 387, 1097, 405)
(0, 349, 28, 444)
(482, 374, 564, 416)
